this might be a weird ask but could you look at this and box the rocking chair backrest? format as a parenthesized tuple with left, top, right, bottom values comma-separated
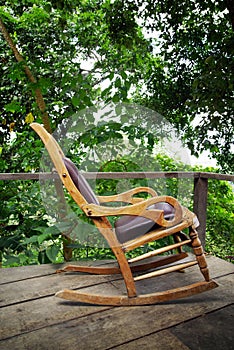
(63, 157, 99, 205)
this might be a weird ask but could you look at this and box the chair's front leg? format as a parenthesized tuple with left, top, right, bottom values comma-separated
(189, 227, 210, 282)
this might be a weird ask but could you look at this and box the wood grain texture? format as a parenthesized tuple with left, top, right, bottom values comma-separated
(0, 256, 233, 350)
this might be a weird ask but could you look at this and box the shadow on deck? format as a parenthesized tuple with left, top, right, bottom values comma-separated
(0, 255, 233, 350)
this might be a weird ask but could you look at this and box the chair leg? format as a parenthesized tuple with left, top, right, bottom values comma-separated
(173, 233, 183, 253)
(189, 227, 210, 281)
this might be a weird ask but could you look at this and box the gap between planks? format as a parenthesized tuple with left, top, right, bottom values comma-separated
(0, 273, 232, 343)
(104, 303, 234, 350)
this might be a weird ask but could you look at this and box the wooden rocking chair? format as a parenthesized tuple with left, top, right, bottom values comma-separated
(31, 122, 218, 305)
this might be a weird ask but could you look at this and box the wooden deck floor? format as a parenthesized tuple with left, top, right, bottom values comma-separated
(0, 255, 233, 350)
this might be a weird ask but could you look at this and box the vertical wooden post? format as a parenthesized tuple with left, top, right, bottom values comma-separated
(193, 176, 208, 249)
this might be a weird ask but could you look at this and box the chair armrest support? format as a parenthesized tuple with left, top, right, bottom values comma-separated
(82, 195, 183, 227)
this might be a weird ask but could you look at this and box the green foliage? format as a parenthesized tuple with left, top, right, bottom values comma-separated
(1, 1, 232, 171)
(135, 0, 234, 172)
(0, 180, 63, 266)
(0, 0, 150, 137)
(1, 129, 43, 173)
(206, 175, 234, 261)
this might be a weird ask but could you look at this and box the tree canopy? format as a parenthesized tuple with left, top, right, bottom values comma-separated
(136, 0, 234, 172)
(0, 0, 233, 172)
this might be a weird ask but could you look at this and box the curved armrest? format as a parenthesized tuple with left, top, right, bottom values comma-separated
(82, 195, 183, 228)
(97, 187, 158, 205)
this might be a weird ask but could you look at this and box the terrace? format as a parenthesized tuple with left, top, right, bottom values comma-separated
(0, 171, 233, 349)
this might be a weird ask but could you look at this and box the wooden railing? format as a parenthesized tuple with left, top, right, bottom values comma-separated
(1, 171, 233, 249)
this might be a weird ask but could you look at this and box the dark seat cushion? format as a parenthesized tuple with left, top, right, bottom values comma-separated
(114, 202, 175, 243)
(63, 157, 99, 205)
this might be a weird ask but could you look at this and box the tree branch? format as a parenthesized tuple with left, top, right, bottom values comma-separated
(0, 18, 52, 133)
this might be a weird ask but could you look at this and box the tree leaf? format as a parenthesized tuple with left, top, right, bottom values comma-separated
(46, 245, 60, 262)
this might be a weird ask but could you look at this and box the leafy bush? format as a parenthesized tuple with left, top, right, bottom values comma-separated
(0, 180, 63, 266)
(205, 175, 234, 261)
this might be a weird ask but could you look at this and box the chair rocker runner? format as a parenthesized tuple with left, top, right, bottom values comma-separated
(31, 123, 218, 306)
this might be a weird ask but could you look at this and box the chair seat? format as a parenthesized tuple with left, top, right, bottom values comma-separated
(115, 202, 175, 243)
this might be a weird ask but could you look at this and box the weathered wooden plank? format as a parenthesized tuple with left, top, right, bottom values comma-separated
(0, 255, 232, 306)
(85, 171, 197, 179)
(86, 171, 234, 181)
(0, 260, 117, 284)
(0, 255, 232, 345)
(0, 270, 118, 307)
(206, 254, 234, 276)
(1, 171, 233, 181)
(0, 172, 58, 180)
(0, 286, 113, 341)
(111, 303, 234, 350)
(1, 257, 234, 342)
(0, 254, 229, 285)
(195, 172, 234, 181)
(0, 259, 120, 284)
(170, 304, 234, 350)
(110, 330, 190, 350)
(0, 263, 62, 284)
(0, 273, 232, 350)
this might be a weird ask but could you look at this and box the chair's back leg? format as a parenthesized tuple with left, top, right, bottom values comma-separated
(173, 233, 183, 253)
(189, 227, 210, 281)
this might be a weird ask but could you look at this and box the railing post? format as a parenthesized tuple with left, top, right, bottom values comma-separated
(193, 176, 208, 249)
